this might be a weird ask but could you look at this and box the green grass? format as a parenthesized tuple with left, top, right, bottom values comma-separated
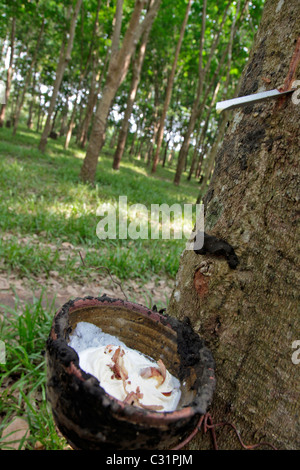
(0, 292, 67, 449)
(0, 124, 200, 449)
(0, 126, 199, 281)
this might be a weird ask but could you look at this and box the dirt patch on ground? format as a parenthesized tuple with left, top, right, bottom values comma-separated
(0, 272, 174, 314)
(0, 232, 175, 316)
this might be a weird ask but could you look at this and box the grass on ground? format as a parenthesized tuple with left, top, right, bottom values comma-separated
(0, 124, 200, 449)
(0, 126, 199, 281)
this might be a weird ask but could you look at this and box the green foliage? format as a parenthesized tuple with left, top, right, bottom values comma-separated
(0, 126, 199, 281)
(0, 292, 67, 450)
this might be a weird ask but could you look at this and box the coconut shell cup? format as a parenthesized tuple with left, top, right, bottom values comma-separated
(46, 295, 215, 450)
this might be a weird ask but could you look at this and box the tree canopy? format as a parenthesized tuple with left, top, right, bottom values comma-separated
(0, 0, 265, 189)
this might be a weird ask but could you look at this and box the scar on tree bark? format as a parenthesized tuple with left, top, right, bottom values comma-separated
(194, 232, 239, 269)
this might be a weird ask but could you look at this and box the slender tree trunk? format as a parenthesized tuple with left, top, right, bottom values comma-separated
(64, 87, 80, 149)
(151, 0, 192, 173)
(13, 18, 45, 135)
(59, 98, 69, 136)
(64, 0, 102, 149)
(27, 66, 38, 130)
(38, 0, 83, 152)
(173, 0, 208, 184)
(78, 51, 108, 148)
(36, 85, 44, 132)
(196, 111, 228, 203)
(146, 75, 160, 165)
(0, 16, 16, 127)
(162, 132, 172, 167)
(173, 1, 234, 185)
(188, 82, 220, 181)
(80, 0, 161, 183)
(167, 0, 300, 450)
(112, 0, 155, 170)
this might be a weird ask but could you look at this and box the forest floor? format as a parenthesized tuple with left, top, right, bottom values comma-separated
(0, 232, 174, 312)
(0, 125, 199, 312)
(0, 124, 200, 449)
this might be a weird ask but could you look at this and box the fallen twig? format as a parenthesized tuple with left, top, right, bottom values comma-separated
(78, 250, 128, 300)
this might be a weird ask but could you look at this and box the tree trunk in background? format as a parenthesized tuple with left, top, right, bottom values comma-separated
(13, 18, 45, 136)
(27, 66, 38, 130)
(0, 16, 16, 128)
(64, 0, 102, 150)
(79, 0, 161, 184)
(167, 0, 300, 450)
(38, 0, 82, 153)
(174, 1, 237, 186)
(112, 0, 155, 170)
(187, 81, 220, 181)
(77, 50, 108, 148)
(151, 0, 192, 173)
(173, 0, 207, 185)
(64, 88, 80, 149)
(196, 110, 228, 203)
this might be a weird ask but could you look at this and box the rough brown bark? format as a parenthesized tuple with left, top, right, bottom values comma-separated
(0, 16, 16, 128)
(167, 0, 300, 450)
(173, 1, 236, 186)
(112, 0, 156, 170)
(79, 0, 161, 183)
(173, 0, 207, 185)
(187, 82, 220, 181)
(151, 0, 192, 173)
(38, 0, 82, 153)
(78, 49, 109, 148)
(13, 18, 45, 136)
(64, 0, 102, 150)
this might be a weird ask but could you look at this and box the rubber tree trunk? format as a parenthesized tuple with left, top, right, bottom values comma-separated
(64, 0, 102, 150)
(151, 0, 192, 173)
(27, 66, 38, 130)
(77, 50, 108, 149)
(167, 0, 300, 450)
(38, 0, 82, 153)
(187, 81, 220, 181)
(112, 0, 156, 170)
(173, 2, 233, 186)
(80, 0, 161, 184)
(13, 18, 45, 136)
(0, 16, 16, 128)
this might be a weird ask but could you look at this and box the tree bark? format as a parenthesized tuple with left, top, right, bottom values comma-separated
(0, 16, 16, 128)
(78, 49, 109, 148)
(167, 0, 300, 450)
(27, 65, 38, 130)
(13, 18, 45, 136)
(64, 0, 102, 149)
(173, 2, 232, 185)
(187, 81, 220, 181)
(38, 0, 83, 153)
(79, 0, 161, 184)
(112, 0, 155, 170)
(151, 0, 192, 173)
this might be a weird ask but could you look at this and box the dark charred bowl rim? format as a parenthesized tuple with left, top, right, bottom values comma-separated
(48, 295, 216, 426)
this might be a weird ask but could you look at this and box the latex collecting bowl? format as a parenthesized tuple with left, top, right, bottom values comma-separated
(46, 295, 215, 450)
